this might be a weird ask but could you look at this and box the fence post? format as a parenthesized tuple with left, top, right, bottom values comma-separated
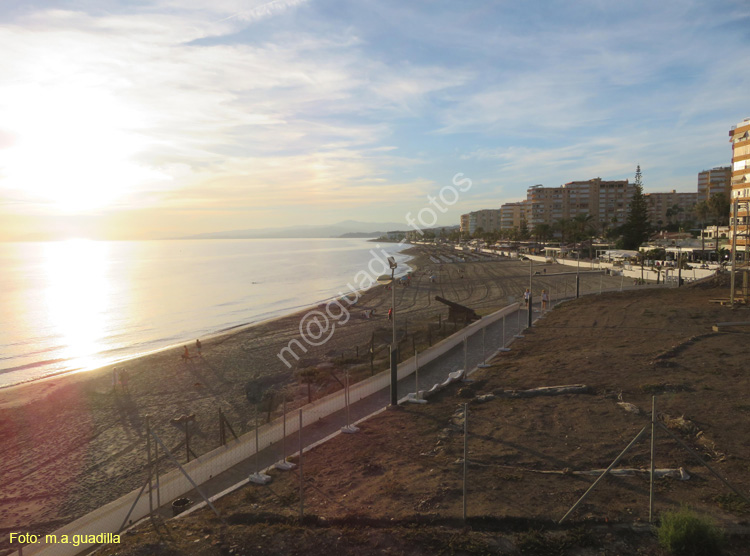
(478, 328, 490, 368)
(341, 371, 359, 433)
(415, 349, 420, 399)
(514, 304, 524, 339)
(249, 404, 271, 484)
(463, 336, 468, 374)
(299, 409, 304, 521)
(276, 399, 296, 470)
(146, 416, 153, 515)
(649, 396, 656, 523)
(499, 314, 510, 352)
(463, 403, 468, 521)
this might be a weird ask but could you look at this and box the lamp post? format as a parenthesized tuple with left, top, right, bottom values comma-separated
(528, 257, 533, 328)
(576, 243, 581, 299)
(377, 256, 399, 407)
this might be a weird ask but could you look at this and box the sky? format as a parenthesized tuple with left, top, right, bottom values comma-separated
(0, 0, 748, 240)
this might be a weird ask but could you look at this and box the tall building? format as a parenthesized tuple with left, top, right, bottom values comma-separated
(526, 178, 633, 232)
(499, 201, 530, 231)
(697, 167, 731, 201)
(459, 209, 501, 235)
(644, 190, 698, 229)
(729, 118, 750, 249)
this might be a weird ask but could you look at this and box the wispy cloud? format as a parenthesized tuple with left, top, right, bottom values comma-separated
(0, 0, 747, 239)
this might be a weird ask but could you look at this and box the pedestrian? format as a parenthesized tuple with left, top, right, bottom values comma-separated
(182, 345, 191, 360)
(388, 307, 393, 321)
(195, 338, 202, 355)
(119, 369, 129, 393)
(541, 289, 549, 310)
(523, 288, 530, 308)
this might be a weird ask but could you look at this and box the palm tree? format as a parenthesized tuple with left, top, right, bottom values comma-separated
(693, 201, 709, 262)
(709, 193, 730, 262)
(533, 223, 553, 243)
(572, 214, 597, 259)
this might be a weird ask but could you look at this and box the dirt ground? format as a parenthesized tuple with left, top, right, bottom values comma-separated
(94, 274, 750, 556)
(0, 246, 626, 552)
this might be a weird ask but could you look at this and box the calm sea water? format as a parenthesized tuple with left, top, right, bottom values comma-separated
(0, 238, 412, 388)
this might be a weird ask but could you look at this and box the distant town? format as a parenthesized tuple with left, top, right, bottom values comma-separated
(378, 118, 750, 266)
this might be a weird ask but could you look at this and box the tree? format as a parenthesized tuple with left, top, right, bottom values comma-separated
(532, 223, 553, 243)
(296, 367, 323, 404)
(665, 204, 684, 231)
(621, 165, 651, 250)
(693, 201, 710, 262)
(709, 193, 730, 262)
(519, 218, 530, 240)
(554, 218, 572, 245)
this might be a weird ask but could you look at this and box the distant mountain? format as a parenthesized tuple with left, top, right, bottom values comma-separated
(174, 220, 408, 240)
(338, 232, 383, 238)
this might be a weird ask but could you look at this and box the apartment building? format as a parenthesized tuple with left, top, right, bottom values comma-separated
(459, 209, 502, 235)
(644, 190, 698, 228)
(697, 167, 731, 201)
(729, 118, 750, 248)
(499, 201, 529, 231)
(526, 178, 633, 231)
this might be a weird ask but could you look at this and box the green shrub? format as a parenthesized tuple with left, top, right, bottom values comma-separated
(657, 506, 725, 556)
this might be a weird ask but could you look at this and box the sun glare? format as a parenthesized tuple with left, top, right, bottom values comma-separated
(43, 239, 112, 371)
(1, 84, 161, 212)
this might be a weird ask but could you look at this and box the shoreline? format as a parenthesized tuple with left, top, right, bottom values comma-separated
(1, 246, 632, 545)
(0, 246, 416, 394)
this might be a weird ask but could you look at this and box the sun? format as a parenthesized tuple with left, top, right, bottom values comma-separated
(1, 83, 160, 212)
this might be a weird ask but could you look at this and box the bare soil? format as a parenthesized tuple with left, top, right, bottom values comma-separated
(95, 273, 750, 556)
(0, 246, 624, 553)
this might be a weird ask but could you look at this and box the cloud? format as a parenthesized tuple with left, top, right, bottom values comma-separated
(0, 0, 747, 238)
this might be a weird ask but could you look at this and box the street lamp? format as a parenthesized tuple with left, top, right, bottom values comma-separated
(576, 243, 581, 299)
(377, 256, 399, 406)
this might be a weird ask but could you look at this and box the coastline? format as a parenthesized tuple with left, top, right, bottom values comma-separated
(0, 249, 418, 407)
(0, 242, 416, 393)
(0, 246, 629, 548)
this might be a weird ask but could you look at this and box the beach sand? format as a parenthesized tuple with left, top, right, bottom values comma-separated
(0, 246, 624, 549)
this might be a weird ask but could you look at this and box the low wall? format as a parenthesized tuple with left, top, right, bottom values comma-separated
(16, 302, 518, 556)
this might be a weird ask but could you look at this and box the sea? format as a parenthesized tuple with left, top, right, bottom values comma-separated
(0, 238, 412, 388)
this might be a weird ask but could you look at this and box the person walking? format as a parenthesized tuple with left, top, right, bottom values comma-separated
(523, 288, 531, 308)
(195, 338, 202, 355)
(541, 289, 549, 310)
(388, 307, 393, 321)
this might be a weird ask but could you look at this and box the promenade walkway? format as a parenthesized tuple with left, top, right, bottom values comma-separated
(151, 298, 560, 523)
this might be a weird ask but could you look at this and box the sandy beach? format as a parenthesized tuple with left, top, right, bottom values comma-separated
(0, 245, 624, 550)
